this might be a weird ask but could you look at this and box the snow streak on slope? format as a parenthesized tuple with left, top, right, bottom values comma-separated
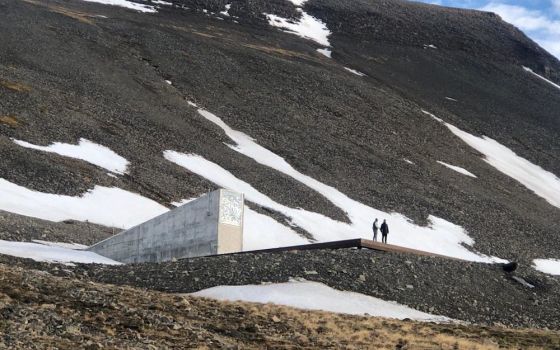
(244, 207, 308, 250)
(82, 0, 156, 12)
(0, 240, 121, 265)
(193, 280, 451, 322)
(437, 161, 477, 178)
(424, 111, 560, 210)
(344, 67, 366, 77)
(13, 138, 129, 174)
(165, 108, 506, 263)
(522, 66, 560, 91)
(533, 259, 560, 276)
(0, 179, 167, 229)
(164, 152, 335, 243)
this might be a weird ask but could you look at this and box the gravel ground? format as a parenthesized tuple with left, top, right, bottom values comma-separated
(3, 247, 559, 330)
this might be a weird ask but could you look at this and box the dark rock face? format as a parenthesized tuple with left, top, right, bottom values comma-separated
(3, 248, 560, 329)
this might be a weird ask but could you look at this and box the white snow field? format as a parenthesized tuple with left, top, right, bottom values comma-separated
(192, 280, 451, 322)
(437, 161, 477, 178)
(522, 66, 560, 91)
(344, 67, 366, 77)
(13, 138, 129, 174)
(0, 240, 121, 265)
(165, 108, 507, 263)
(83, 0, 156, 12)
(0, 179, 167, 229)
(533, 259, 560, 276)
(423, 110, 560, 210)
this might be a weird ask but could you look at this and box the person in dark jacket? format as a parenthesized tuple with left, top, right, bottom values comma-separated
(380, 220, 389, 244)
(372, 218, 379, 241)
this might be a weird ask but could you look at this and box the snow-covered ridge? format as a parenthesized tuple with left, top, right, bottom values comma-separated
(13, 138, 129, 174)
(192, 280, 451, 322)
(423, 110, 560, 210)
(437, 161, 477, 178)
(165, 107, 506, 263)
(522, 66, 560, 91)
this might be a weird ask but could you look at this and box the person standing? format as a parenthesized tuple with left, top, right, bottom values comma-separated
(372, 218, 379, 241)
(380, 219, 389, 244)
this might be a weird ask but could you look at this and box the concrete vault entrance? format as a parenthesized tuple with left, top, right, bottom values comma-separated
(88, 189, 244, 263)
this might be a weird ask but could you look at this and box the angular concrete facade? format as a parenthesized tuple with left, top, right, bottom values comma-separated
(88, 189, 244, 263)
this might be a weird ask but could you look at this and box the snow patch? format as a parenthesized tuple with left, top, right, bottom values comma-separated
(403, 158, 414, 165)
(0, 179, 167, 229)
(171, 198, 196, 207)
(82, 0, 156, 13)
(287, 0, 307, 6)
(317, 48, 331, 58)
(0, 240, 121, 265)
(423, 110, 560, 210)
(192, 280, 451, 322)
(445, 97, 458, 102)
(244, 207, 309, 250)
(344, 67, 366, 77)
(423, 44, 437, 49)
(164, 107, 506, 263)
(220, 3, 231, 16)
(32, 240, 88, 250)
(13, 138, 129, 174)
(187, 101, 198, 107)
(437, 161, 477, 178)
(522, 66, 560, 91)
(165, 80, 172, 85)
(533, 259, 560, 276)
(265, 11, 331, 47)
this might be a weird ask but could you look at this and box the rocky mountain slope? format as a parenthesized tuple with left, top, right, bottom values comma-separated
(1, 0, 559, 263)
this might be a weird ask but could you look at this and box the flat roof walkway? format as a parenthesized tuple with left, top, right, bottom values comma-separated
(233, 239, 460, 260)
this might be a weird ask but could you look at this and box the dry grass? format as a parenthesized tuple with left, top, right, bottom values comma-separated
(0, 79, 31, 93)
(0, 115, 21, 127)
(0, 262, 558, 349)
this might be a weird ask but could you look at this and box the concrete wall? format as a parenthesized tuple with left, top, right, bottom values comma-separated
(88, 189, 243, 263)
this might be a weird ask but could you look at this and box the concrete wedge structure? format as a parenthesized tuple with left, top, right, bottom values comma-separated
(88, 189, 244, 263)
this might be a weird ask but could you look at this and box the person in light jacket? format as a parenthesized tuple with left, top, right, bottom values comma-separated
(372, 218, 379, 241)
